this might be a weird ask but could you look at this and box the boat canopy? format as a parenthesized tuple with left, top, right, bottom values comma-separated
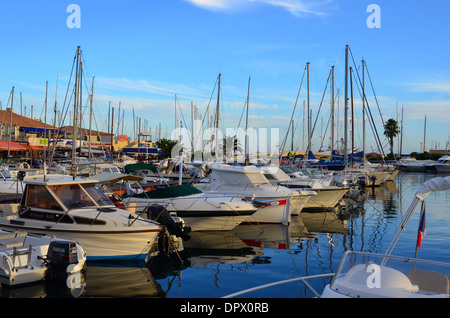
(210, 164, 270, 190)
(89, 172, 144, 186)
(124, 163, 158, 173)
(122, 184, 202, 199)
(385, 176, 450, 256)
(415, 176, 450, 201)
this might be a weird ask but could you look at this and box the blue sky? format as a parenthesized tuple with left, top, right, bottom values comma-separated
(0, 0, 449, 154)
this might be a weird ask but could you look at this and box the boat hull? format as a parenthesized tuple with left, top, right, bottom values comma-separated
(303, 187, 348, 211)
(124, 195, 257, 231)
(244, 197, 291, 224)
(289, 194, 312, 215)
(435, 165, 450, 173)
(0, 221, 162, 261)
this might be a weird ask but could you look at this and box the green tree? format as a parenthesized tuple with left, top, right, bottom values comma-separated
(383, 118, 400, 157)
(156, 138, 179, 158)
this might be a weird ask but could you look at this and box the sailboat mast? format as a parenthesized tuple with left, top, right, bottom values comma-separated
(330, 66, 335, 152)
(7, 87, 14, 159)
(245, 76, 250, 165)
(344, 44, 349, 162)
(215, 73, 221, 159)
(399, 105, 404, 159)
(307, 62, 311, 151)
(423, 115, 427, 153)
(50, 74, 58, 162)
(350, 67, 354, 166)
(71, 46, 80, 178)
(362, 59, 366, 166)
(89, 76, 95, 159)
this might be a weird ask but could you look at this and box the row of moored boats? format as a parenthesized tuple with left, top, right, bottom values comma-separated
(0, 156, 399, 288)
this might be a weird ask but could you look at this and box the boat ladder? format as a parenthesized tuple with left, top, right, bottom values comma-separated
(11, 245, 33, 271)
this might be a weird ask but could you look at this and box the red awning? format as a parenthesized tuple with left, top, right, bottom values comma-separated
(26, 145, 44, 151)
(0, 141, 27, 151)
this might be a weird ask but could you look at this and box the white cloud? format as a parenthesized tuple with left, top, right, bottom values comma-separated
(402, 81, 450, 94)
(95, 77, 207, 100)
(184, 0, 334, 17)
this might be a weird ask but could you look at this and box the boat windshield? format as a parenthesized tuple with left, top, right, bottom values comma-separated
(81, 183, 113, 206)
(0, 169, 12, 179)
(49, 183, 97, 210)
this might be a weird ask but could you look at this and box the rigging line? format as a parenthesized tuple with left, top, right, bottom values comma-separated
(364, 62, 385, 126)
(176, 96, 193, 149)
(305, 70, 331, 155)
(348, 48, 386, 159)
(192, 75, 218, 149)
(280, 65, 307, 157)
(349, 47, 385, 126)
(350, 67, 387, 161)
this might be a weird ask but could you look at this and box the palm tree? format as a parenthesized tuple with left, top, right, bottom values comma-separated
(222, 135, 242, 159)
(383, 118, 400, 157)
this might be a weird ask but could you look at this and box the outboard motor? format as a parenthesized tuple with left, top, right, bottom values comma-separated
(147, 205, 191, 241)
(47, 241, 80, 281)
(357, 176, 367, 190)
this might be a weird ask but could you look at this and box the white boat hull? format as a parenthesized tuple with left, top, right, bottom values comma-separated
(0, 216, 162, 261)
(290, 193, 313, 215)
(302, 187, 348, 210)
(124, 194, 257, 231)
(244, 197, 291, 224)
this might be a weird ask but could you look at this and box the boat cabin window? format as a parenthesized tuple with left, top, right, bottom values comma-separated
(26, 185, 64, 211)
(49, 184, 96, 210)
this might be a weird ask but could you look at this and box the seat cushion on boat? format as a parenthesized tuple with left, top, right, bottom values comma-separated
(407, 269, 450, 294)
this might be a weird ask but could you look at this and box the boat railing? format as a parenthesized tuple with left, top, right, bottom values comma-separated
(222, 273, 334, 298)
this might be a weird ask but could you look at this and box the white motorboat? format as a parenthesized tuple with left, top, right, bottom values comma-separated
(0, 169, 24, 195)
(121, 184, 258, 232)
(426, 155, 450, 173)
(195, 164, 295, 224)
(224, 176, 450, 298)
(0, 229, 86, 287)
(263, 165, 348, 212)
(398, 159, 435, 172)
(0, 174, 165, 262)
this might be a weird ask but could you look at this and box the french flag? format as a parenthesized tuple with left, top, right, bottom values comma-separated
(416, 203, 426, 248)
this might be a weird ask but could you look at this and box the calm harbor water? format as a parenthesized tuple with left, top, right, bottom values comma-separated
(1, 172, 449, 298)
